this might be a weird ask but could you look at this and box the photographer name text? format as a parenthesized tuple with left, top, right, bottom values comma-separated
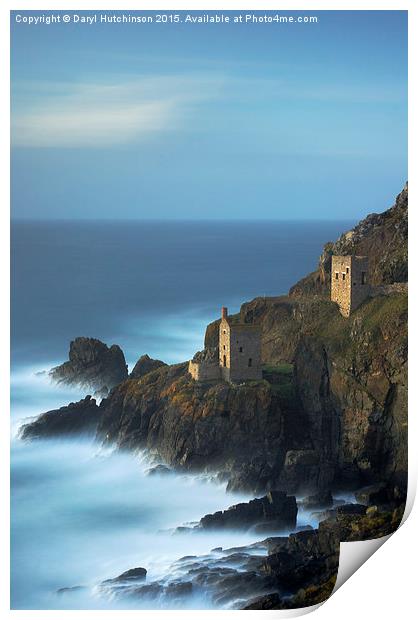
(14, 13, 319, 26)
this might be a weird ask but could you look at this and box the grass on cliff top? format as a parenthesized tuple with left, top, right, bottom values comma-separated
(316, 292, 407, 354)
(361, 293, 407, 333)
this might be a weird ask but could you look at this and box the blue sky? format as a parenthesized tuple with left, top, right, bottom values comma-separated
(11, 10, 407, 220)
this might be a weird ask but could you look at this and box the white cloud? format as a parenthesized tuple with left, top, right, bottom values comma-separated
(12, 72, 402, 148)
(11, 76, 224, 148)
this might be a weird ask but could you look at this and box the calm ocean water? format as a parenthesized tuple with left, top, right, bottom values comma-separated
(11, 220, 352, 609)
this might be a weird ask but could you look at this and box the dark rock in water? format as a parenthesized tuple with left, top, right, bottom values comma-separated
(300, 490, 333, 510)
(50, 337, 128, 391)
(199, 491, 297, 531)
(260, 524, 340, 589)
(311, 509, 335, 522)
(243, 592, 282, 609)
(261, 551, 297, 581)
(57, 585, 86, 595)
(212, 571, 272, 607)
(19, 396, 100, 440)
(295, 524, 314, 532)
(146, 464, 173, 476)
(265, 536, 289, 555)
(252, 520, 312, 535)
(130, 354, 167, 379)
(98, 503, 404, 610)
(173, 526, 194, 535)
(102, 567, 147, 584)
(126, 583, 163, 599)
(165, 581, 193, 598)
(250, 520, 291, 534)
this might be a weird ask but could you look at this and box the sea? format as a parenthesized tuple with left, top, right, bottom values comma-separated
(11, 220, 352, 609)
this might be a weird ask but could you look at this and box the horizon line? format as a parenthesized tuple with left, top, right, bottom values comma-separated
(10, 217, 357, 223)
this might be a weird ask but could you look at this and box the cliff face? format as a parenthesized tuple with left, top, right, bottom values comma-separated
(96, 363, 311, 490)
(294, 294, 407, 486)
(203, 185, 408, 489)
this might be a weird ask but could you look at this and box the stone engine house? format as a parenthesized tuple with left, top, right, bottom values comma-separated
(188, 307, 262, 383)
(331, 255, 370, 317)
(219, 307, 262, 382)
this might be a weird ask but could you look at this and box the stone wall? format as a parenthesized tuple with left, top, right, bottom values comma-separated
(219, 318, 231, 381)
(219, 318, 262, 382)
(188, 360, 221, 382)
(229, 325, 262, 382)
(331, 255, 370, 317)
(350, 256, 370, 312)
(331, 255, 352, 317)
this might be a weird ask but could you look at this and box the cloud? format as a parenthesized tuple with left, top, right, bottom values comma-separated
(11, 71, 403, 149)
(11, 76, 224, 148)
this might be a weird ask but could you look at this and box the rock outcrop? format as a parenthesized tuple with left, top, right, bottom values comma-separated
(198, 491, 297, 532)
(102, 567, 147, 585)
(244, 500, 404, 609)
(50, 337, 128, 392)
(129, 354, 167, 380)
(92, 499, 404, 610)
(20, 396, 100, 440)
(95, 363, 311, 485)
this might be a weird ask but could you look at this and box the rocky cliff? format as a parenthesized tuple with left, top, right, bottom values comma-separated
(129, 354, 167, 379)
(95, 363, 311, 491)
(50, 337, 128, 393)
(23, 185, 408, 496)
(20, 396, 100, 440)
(203, 186, 408, 490)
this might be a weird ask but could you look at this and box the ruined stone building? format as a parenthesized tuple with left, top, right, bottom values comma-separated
(188, 307, 262, 383)
(219, 307, 262, 382)
(188, 346, 220, 382)
(331, 255, 370, 317)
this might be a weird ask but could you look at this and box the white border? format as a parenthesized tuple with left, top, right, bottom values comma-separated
(1, 1, 416, 619)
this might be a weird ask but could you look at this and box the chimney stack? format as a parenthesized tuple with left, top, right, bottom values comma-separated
(221, 306, 228, 320)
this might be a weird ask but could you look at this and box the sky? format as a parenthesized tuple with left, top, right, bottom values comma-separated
(11, 10, 407, 220)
